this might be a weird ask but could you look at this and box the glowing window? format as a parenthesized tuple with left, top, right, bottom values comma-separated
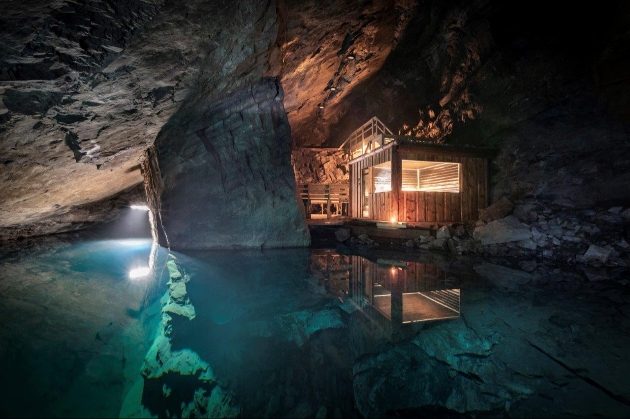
(371, 161, 460, 193)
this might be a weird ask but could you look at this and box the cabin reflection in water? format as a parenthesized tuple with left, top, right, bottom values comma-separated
(309, 250, 460, 324)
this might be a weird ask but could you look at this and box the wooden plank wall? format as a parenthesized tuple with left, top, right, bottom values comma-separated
(370, 192, 392, 221)
(397, 152, 487, 223)
(350, 148, 487, 222)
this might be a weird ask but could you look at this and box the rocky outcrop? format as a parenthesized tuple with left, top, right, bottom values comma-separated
(477, 197, 514, 223)
(140, 255, 239, 418)
(473, 215, 533, 245)
(292, 148, 349, 185)
(148, 78, 310, 249)
(0, 0, 286, 239)
(279, 0, 415, 146)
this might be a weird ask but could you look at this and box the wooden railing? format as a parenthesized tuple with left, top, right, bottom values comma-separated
(339, 117, 393, 160)
(299, 183, 349, 218)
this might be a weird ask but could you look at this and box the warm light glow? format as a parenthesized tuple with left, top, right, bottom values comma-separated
(390, 216, 397, 223)
(130, 205, 150, 211)
(129, 266, 150, 279)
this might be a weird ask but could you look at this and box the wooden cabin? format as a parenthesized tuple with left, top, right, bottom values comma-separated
(342, 117, 494, 224)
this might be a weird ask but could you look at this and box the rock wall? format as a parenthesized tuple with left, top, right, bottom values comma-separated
(2, 0, 629, 242)
(148, 77, 310, 249)
(0, 0, 285, 240)
(316, 1, 630, 215)
(292, 148, 349, 185)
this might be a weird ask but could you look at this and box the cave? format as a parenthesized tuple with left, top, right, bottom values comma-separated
(1, 0, 630, 417)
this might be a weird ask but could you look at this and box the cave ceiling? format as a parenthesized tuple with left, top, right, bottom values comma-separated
(0, 0, 629, 239)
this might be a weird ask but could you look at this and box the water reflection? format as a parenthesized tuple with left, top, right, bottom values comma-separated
(128, 240, 159, 280)
(309, 250, 460, 325)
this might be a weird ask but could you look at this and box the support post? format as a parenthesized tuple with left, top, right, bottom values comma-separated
(326, 184, 331, 219)
(391, 145, 402, 222)
(390, 267, 403, 336)
(349, 164, 354, 218)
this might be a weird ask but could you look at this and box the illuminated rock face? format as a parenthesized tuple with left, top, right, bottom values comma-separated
(0, 0, 285, 240)
(147, 78, 310, 249)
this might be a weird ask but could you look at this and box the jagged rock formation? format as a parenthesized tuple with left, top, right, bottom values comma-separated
(292, 148, 349, 185)
(279, 0, 416, 146)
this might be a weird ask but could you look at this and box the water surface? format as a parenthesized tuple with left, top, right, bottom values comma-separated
(1, 235, 629, 418)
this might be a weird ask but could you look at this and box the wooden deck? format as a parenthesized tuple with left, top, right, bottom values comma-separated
(299, 183, 349, 219)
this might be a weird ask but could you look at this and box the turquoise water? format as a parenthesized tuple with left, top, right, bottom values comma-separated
(1, 233, 629, 418)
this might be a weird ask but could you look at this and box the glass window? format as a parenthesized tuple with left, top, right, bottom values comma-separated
(371, 161, 461, 193)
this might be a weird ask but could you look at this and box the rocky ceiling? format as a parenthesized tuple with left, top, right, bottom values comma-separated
(1, 0, 629, 240)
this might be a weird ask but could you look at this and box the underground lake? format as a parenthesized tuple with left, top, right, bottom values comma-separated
(1, 227, 629, 418)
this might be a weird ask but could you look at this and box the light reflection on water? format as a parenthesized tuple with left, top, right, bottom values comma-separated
(308, 249, 461, 326)
(1, 238, 629, 418)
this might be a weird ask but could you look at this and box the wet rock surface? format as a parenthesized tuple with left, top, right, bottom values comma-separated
(138, 255, 239, 418)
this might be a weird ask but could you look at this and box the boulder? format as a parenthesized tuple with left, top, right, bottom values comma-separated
(436, 226, 451, 239)
(453, 237, 477, 254)
(473, 216, 533, 245)
(582, 245, 611, 264)
(513, 203, 536, 221)
(478, 197, 514, 222)
(454, 224, 466, 237)
(429, 238, 449, 251)
(519, 260, 538, 272)
(335, 228, 351, 242)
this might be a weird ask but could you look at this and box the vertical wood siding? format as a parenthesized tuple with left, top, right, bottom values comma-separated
(350, 147, 487, 222)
